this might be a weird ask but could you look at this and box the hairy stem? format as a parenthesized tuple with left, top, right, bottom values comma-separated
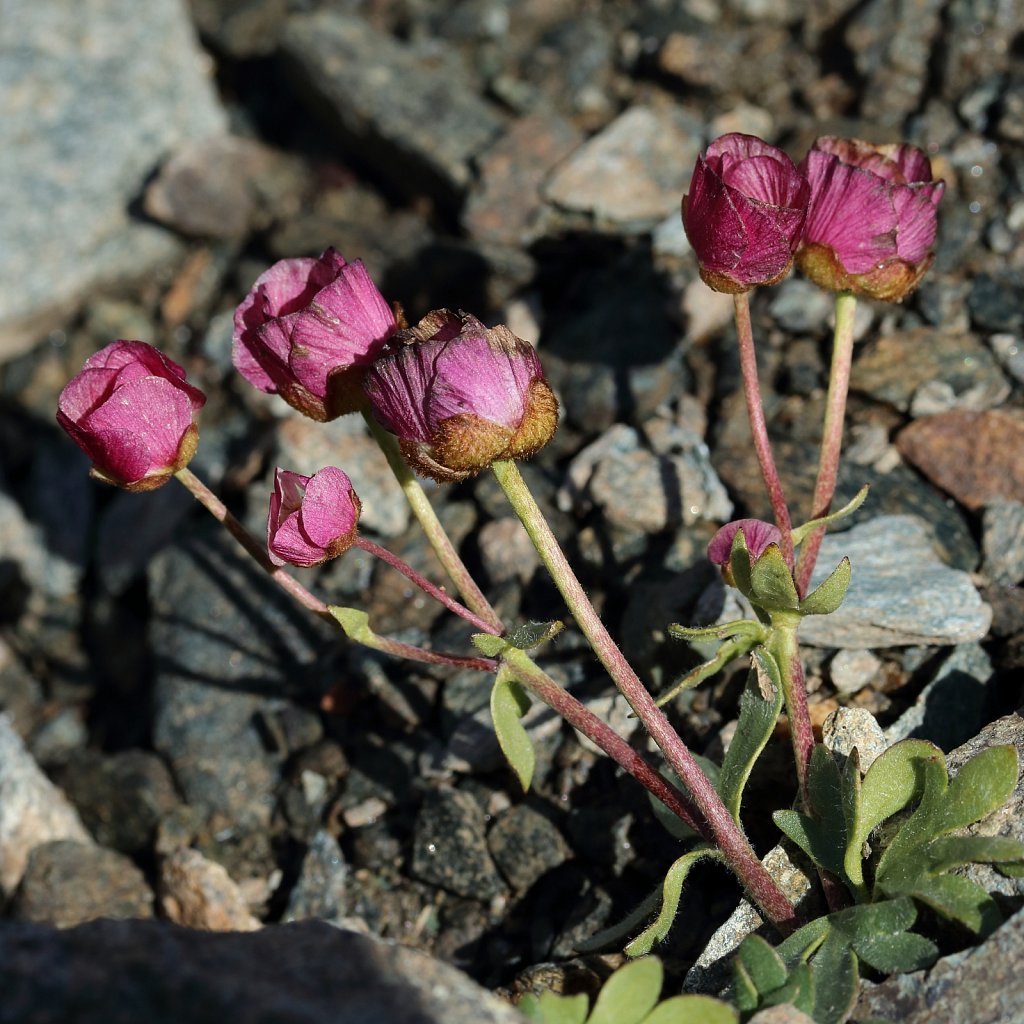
(769, 616, 814, 808)
(734, 291, 793, 565)
(355, 536, 502, 635)
(795, 291, 858, 597)
(492, 459, 797, 929)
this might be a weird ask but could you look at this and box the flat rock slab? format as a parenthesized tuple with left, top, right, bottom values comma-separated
(0, 0, 225, 358)
(0, 919, 525, 1024)
(280, 12, 503, 208)
(896, 409, 1024, 510)
(799, 516, 991, 648)
(543, 105, 704, 231)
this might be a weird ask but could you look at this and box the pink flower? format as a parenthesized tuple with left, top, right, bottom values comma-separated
(797, 137, 945, 301)
(233, 248, 396, 421)
(683, 133, 810, 293)
(708, 518, 783, 576)
(363, 309, 559, 482)
(267, 466, 361, 567)
(56, 341, 206, 491)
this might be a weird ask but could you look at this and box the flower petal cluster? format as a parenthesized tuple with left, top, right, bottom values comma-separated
(56, 341, 206, 491)
(363, 310, 559, 482)
(233, 248, 396, 421)
(267, 466, 361, 567)
(708, 518, 783, 569)
(797, 137, 945, 301)
(683, 133, 810, 293)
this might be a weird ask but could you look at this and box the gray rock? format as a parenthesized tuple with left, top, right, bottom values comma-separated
(0, 714, 92, 897)
(543, 106, 704, 233)
(280, 12, 503, 209)
(12, 840, 153, 927)
(828, 648, 882, 696)
(857, 904, 1024, 1023)
(478, 517, 540, 586)
(0, 488, 80, 600)
(488, 804, 572, 893)
(982, 500, 1024, 585)
(989, 333, 1024, 386)
(284, 830, 349, 924)
(0, 0, 225, 358)
(411, 787, 506, 900)
(769, 278, 834, 334)
(149, 525, 333, 831)
(0, 918, 526, 1023)
(799, 516, 991, 649)
(158, 847, 261, 931)
(822, 707, 886, 771)
(969, 271, 1024, 334)
(884, 642, 993, 750)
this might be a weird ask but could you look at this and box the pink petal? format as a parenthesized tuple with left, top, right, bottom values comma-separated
(363, 345, 435, 441)
(268, 511, 326, 567)
(83, 427, 155, 483)
(893, 182, 944, 263)
(684, 155, 750, 274)
(708, 519, 782, 565)
(298, 467, 359, 548)
(58, 366, 123, 421)
(722, 154, 804, 208)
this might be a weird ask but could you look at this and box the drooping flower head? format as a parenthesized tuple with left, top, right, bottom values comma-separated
(267, 466, 361, 568)
(57, 340, 206, 491)
(797, 137, 945, 302)
(363, 309, 559, 482)
(708, 518, 783, 587)
(233, 248, 396, 421)
(683, 133, 810, 293)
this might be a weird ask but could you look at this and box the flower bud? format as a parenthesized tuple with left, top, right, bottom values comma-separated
(797, 137, 945, 302)
(363, 310, 559, 482)
(267, 467, 361, 568)
(708, 518, 783, 587)
(233, 248, 396, 421)
(683, 134, 810, 293)
(56, 340, 206, 491)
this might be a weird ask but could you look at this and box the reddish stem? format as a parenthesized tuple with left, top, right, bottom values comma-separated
(733, 291, 794, 566)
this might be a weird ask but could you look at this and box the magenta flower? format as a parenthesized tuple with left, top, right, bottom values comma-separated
(363, 309, 559, 482)
(682, 133, 810, 294)
(56, 341, 206, 491)
(233, 248, 396, 421)
(267, 466, 362, 567)
(708, 518, 783, 585)
(797, 137, 945, 302)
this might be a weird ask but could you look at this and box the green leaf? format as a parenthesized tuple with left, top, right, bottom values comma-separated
(776, 915, 830, 967)
(507, 620, 564, 650)
(924, 834, 1024, 874)
(328, 605, 373, 641)
(850, 930, 938, 974)
(518, 991, 589, 1024)
(653, 637, 756, 708)
(575, 891, 661, 954)
(890, 874, 1001, 935)
(799, 557, 851, 616)
(648, 756, 720, 842)
(624, 848, 716, 957)
(490, 668, 535, 791)
(930, 745, 1019, 835)
(749, 544, 800, 612)
(735, 935, 788, 996)
(668, 619, 767, 643)
(588, 957, 662, 1024)
(641, 996, 738, 1024)
(774, 809, 846, 877)
(791, 485, 870, 546)
(717, 648, 784, 823)
(760, 962, 815, 1016)
(809, 934, 859, 1024)
(729, 529, 754, 598)
(472, 632, 508, 656)
(997, 860, 1024, 878)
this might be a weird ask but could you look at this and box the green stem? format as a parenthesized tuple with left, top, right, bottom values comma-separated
(795, 291, 858, 597)
(362, 410, 502, 631)
(492, 459, 797, 930)
(734, 291, 794, 566)
(769, 616, 814, 809)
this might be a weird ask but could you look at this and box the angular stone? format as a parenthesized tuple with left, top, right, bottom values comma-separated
(982, 500, 1024, 585)
(159, 847, 261, 931)
(896, 410, 1024, 510)
(799, 516, 991, 649)
(0, 715, 92, 897)
(284, 830, 349, 924)
(0, 0, 225, 358)
(280, 12, 503, 208)
(543, 106, 703, 232)
(463, 112, 583, 246)
(487, 804, 572, 893)
(0, 919, 526, 1024)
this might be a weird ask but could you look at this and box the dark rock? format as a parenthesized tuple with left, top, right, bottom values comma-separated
(280, 12, 504, 209)
(0, 0, 223, 360)
(969, 270, 1024, 333)
(59, 749, 179, 854)
(940, 0, 1024, 103)
(0, 918, 525, 1023)
(488, 803, 572, 893)
(411, 786, 505, 900)
(189, 0, 289, 57)
(12, 840, 153, 927)
(896, 409, 1024, 510)
(982, 500, 1024, 586)
(284, 830, 349, 924)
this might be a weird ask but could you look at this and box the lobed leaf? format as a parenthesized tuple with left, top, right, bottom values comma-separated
(587, 957, 662, 1024)
(774, 809, 846, 877)
(924, 834, 1024, 875)
(849, 930, 938, 974)
(929, 745, 1019, 836)
(640, 996, 737, 1024)
(518, 991, 589, 1024)
(888, 874, 1001, 936)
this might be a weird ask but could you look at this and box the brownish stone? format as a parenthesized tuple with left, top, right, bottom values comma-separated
(896, 409, 1024, 510)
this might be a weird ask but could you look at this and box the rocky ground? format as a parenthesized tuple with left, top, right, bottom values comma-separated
(1, 0, 1023, 1021)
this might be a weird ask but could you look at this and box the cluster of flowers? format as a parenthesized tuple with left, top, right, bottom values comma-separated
(684, 133, 944, 301)
(56, 131, 942, 578)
